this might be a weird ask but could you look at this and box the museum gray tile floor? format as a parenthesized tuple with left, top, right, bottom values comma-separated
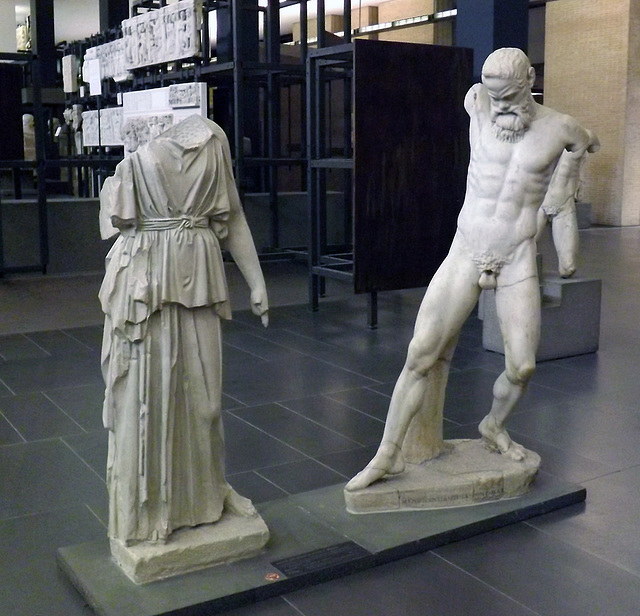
(2, 226, 640, 615)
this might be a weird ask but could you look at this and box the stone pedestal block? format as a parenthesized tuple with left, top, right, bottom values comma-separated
(344, 439, 540, 514)
(110, 512, 270, 584)
(576, 201, 592, 229)
(481, 275, 601, 361)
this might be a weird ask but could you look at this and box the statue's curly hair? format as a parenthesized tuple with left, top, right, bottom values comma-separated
(481, 48, 531, 87)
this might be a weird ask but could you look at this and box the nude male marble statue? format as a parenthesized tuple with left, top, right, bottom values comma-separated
(99, 115, 269, 580)
(346, 48, 599, 493)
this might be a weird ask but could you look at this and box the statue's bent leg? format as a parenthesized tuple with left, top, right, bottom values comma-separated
(346, 251, 480, 491)
(479, 275, 540, 460)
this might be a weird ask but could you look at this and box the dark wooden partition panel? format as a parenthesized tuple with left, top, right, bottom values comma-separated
(353, 40, 472, 294)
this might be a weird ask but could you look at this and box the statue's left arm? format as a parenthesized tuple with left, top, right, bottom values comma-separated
(217, 138, 269, 327)
(544, 124, 600, 277)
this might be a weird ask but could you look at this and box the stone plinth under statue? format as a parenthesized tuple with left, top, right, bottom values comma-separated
(343, 359, 541, 514)
(481, 274, 601, 361)
(345, 439, 540, 514)
(111, 512, 269, 584)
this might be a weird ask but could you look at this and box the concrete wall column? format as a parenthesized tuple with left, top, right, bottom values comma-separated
(456, 0, 529, 80)
(545, 0, 640, 226)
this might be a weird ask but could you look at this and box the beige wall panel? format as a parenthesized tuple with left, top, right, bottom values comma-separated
(377, 24, 434, 44)
(377, 0, 434, 21)
(621, 0, 640, 225)
(352, 6, 379, 40)
(377, 0, 435, 44)
(545, 0, 636, 225)
(292, 14, 344, 42)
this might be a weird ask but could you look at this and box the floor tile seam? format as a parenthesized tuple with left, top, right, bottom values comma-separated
(288, 391, 388, 427)
(229, 402, 364, 458)
(60, 327, 101, 353)
(0, 375, 16, 396)
(225, 326, 335, 362)
(509, 397, 578, 416)
(321, 388, 392, 420)
(281, 596, 308, 616)
(535, 358, 603, 376)
(430, 551, 544, 616)
(579, 465, 640, 484)
(450, 365, 505, 380)
(35, 380, 104, 397)
(223, 340, 300, 363)
(59, 436, 107, 485)
(279, 326, 370, 353)
(255, 454, 351, 485)
(224, 410, 323, 460)
(526, 377, 600, 397)
(84, 503, 108, 530)
(363, 384, 392, 398)
(0, 333, 40, 361)
(440, 416, 466, 428)
(521, 519, 640, 582)
(375, 340, 412, 355)
(235, 329, 389, 380)
(295, 453, 352, 481)
(319, 393, 388, 424)
(41, 391, 89, 435)
(0, 503, 94, 525)
(250, 469, 296, 497)
(221, 391, 248, 410)
(22, 332, 57, 356)
(504, 427, 623, 474)
(284, 352, 386, 383)
(504, 419, 640, 469)
(271, 400, 374, 447)
(256, 378, 389, 410)
(0, 435, 65, 450)
(245, 326, 348, 358)
(0, 408, 27, 443)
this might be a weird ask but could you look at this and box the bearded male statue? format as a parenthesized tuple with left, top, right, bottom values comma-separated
(345, 48, 599, 497)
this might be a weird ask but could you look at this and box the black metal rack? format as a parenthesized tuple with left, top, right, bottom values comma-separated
(306, 42, 357, 315)
(307, 37, 473, 328)
(61, 0, 312, 255)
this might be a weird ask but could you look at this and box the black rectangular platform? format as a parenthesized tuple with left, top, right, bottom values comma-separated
(57, 472, 585, 616)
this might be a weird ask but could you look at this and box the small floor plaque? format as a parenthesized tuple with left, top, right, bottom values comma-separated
(272, 541, 370, 577)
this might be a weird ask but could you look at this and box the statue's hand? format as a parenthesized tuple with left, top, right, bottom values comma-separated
(559, 262, 577, 278)
(251, 287, 269, 327)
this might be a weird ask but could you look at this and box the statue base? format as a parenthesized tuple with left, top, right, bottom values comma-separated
(344, 439, 541, 514)
(110, 512, 270, 584)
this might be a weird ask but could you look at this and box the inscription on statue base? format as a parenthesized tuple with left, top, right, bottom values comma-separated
(344, 439, 541, 514)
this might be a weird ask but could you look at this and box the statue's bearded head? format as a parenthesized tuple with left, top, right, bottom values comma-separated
(481, 48, 536, 143)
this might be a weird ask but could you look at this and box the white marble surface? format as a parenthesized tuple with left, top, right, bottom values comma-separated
(100, 116, 269, 580)
(346, 48, 599, 504)
(110, 512, 270, 584)
(345, 439, 541, 514)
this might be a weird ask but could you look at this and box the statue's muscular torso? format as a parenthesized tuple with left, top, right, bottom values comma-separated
(456, 83, 587, 278)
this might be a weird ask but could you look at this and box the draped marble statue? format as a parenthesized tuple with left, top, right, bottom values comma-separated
(99, 115, 269, 583)
(345, 48, 599, 513)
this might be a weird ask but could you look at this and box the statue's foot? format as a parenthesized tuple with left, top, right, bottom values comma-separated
(225, 488, 258, 518)
(345, 441, 405, 492)
(479, 415, 526, 461)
